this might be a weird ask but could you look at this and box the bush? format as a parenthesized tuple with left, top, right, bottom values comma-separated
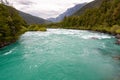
(111, 25, 120, 34)
(116, 29, 120, 34)
(28, 24, 47, 31)
(0, 4, 27, 47)
(0, 33, 2, 37)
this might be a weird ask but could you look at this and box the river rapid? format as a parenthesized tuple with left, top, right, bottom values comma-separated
(0, 29, 120, 80)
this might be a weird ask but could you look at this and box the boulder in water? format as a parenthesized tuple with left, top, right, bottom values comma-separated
(115, 34, 120, 39)
(90, 37, 99, 40)
(113, 56, 120, 60)
(115, 39, 120, 45)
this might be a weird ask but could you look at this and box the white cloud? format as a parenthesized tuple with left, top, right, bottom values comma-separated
(8, 0, 94, 19)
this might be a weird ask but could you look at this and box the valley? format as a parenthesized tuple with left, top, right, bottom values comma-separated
(0, 0, 120, 80)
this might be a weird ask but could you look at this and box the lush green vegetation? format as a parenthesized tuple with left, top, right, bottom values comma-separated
(48, 0, 120, 34)
(0, 4, 27, 47)
(0, 4, 46, 48)
(18, 11, 50, 25)
(74, 0, 103, 16)
(28, 24, 47, 31)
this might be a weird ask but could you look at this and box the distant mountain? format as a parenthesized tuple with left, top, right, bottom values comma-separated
(73, 0, 103, 15)
(61, 0, 120, 34)
(48, 3, 87, 22)
(18, 11, 50, 24)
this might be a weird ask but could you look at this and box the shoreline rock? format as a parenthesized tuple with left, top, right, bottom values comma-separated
(115, 34, 120, 45)
(90, 37, 99, 40)
(0, 40, 16, 49)
(115, 39, 120, 45)
(0, 42, 10, 48)
(115, 34, 120, 39)
(113, 56, 120, 60)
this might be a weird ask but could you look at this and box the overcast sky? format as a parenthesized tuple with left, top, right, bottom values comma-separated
(8, 0, 93, 19)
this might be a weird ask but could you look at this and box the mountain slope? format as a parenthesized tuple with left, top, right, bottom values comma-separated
(48, 3, 87, 22)
(74, 0, 103, 15)
(59, 0, 120, 34)
(18, 11, 49, 24)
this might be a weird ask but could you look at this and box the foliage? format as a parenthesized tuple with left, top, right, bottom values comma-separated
(28, 24, 47, 31)
(116, 29, 120, 34)
(0, 4, 47, 48)
(55, 0, 120, 34)
(111, 25, 120, 34)
(0, 4, 27, 46)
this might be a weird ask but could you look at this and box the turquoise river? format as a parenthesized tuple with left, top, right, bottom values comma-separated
(0, 29, 120, 80)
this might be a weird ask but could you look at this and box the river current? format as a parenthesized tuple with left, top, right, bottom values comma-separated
(0, 29, 120, 80)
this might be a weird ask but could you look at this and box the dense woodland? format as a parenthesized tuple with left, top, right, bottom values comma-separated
(49, 0, 120, 34)
(0, 3, 27, 47)
(0, 3, 46, 48)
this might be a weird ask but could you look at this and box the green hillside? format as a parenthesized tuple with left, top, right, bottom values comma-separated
(74, 0, 103, 15)
(60, 0, 120, 34)
(18, 11, 50, 25)
(0, 4, 48, 48)
(0, 4, 27, 48)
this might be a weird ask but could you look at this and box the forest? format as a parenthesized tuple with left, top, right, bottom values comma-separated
(49, 0, 120, 34)
(0, 2, 46, 47)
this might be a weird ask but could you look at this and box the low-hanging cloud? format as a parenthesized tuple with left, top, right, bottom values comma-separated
(18, 1, 34, 5)
(8, 0, 93, 19)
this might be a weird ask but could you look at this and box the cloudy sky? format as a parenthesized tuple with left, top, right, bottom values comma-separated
(8, 0, 93, 19)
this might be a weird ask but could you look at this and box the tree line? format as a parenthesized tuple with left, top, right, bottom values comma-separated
(49, 0, 120, 34)
(0, 4, 46, 48)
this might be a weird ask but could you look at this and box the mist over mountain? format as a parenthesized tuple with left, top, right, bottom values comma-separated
(47, 3, 87, 22)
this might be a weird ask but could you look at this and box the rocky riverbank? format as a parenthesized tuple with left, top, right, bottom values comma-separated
(0, 40, 16, 48)
(115, 34, 120, 45)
